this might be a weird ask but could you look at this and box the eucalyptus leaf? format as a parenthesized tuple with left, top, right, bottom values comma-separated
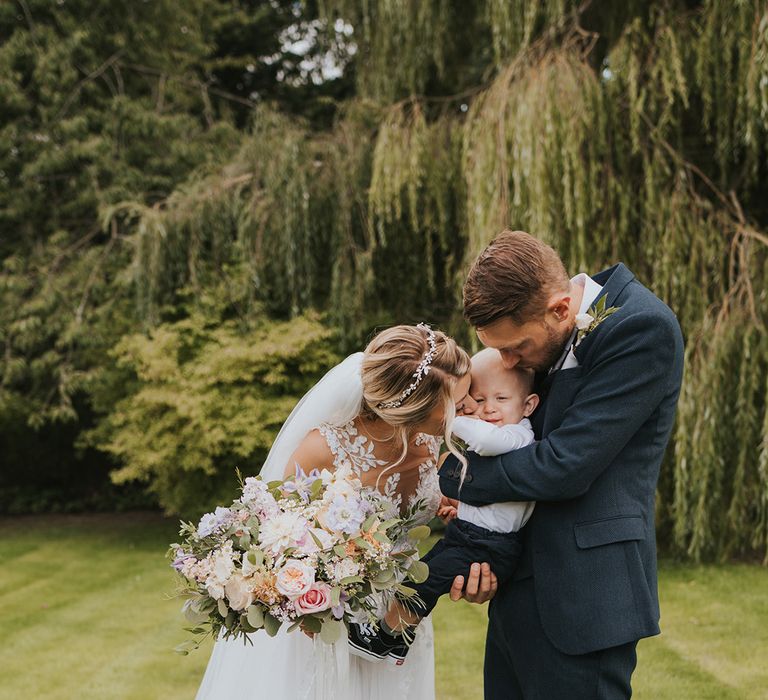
(302, 616, 322, 633)
(319, 619, 345, 644)
(263, 614, 282, 637)
(407, 560, 429, 584)
(407, 525, 431, 541)
(246, 605, 265, 629)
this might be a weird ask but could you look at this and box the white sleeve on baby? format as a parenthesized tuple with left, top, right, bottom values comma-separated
(450, 416, 535, 457)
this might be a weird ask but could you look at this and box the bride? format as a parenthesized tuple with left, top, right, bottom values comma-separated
(195, 323, 472, 700)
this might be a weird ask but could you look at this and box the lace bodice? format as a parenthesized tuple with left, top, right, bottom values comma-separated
(318, 420, 442, 526)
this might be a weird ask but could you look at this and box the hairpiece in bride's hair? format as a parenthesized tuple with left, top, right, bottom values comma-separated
(377, 323, 437, 409)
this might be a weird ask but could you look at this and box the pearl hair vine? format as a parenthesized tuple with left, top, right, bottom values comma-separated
(377, 323, 437, 409)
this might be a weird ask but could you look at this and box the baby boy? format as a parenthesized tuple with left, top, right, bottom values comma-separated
(348, 348, 539, 664)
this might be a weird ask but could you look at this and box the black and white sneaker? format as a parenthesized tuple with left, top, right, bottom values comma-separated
(347, 622, 411, 665)
(386, 637, 411, 666)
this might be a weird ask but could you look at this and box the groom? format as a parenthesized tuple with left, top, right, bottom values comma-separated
(439, 230, 684, 699)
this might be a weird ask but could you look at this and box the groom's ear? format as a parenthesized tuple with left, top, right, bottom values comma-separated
(547, 293, 571, 323)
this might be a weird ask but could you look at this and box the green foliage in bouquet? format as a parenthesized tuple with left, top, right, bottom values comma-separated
(169, 469, 431, 654)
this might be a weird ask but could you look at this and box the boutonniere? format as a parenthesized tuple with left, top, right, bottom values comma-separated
(574, 295, 619, 346)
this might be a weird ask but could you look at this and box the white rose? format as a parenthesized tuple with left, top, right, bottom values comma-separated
(575, 313, 594, 331)
(225, 572, 254, 611)
(333, 559, 360, 582)
(205, 578, 225, 600)
(275, 559, 315, 599)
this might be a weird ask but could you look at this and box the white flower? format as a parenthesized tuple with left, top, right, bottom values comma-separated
(322, 473, 360, 502)
(275, 559, 315, 599)
(241, 551, 263, 578)
(212, 543, 236, 582)
(321, 495, 366, 535)
(575, 313, 594, 331)
(214, 506, 233, 524)
(259, 511, 310, 556)
(241, 477, 279, 517)
(295, 526, 335, 555)
(225, 571, 254, 611)
(205, 578, 225, 600)
(333, 559, 360, 582)
(196, 512, 219, 537)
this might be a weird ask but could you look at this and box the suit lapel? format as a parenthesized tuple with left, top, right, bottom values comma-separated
(573, 263, 634, 364)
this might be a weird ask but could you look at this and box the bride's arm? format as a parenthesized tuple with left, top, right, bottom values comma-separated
(282, 428, 336, 478)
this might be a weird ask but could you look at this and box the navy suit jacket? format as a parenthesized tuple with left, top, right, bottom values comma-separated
(439, 263, 684, 655)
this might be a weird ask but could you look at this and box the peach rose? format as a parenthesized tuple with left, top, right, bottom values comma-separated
(275, 559, 315, 599)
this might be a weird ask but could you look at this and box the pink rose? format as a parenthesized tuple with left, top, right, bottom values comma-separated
(275, 559, 315, 599)
(295, 582, 332, 615)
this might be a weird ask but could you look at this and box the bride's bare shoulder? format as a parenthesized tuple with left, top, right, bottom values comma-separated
(283, 428, 336, 478)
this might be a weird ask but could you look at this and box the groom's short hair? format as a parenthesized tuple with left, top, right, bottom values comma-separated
(463, 230, 569, 328)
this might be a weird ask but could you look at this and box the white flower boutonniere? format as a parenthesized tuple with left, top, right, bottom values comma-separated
(575, 295, 620, 346)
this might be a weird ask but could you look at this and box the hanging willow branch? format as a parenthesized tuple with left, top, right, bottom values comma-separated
(97, 0, 768, 560)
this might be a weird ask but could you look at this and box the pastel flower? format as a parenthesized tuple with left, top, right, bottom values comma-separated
(294, 582, 332, 615)
(259, 511, 310, 555)
(212, 544, 236, 582)
(241, 477, 280, 517)
(332, 558, 360, 582)
(225, 571, 254, 611)
(196, 512, 219, 537)
(171, 549, 195, 572)
(205, 578, 225, 600)
(295, 526, 335, 555)
(575, 313, 594, 330)
(321, 495, 366, 535)
(282, 465, 322, 502)
(275, 559, 315, 599)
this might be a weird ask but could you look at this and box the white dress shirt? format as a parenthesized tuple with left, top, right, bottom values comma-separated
(552, 272, 604, 373)
(450, 417, 536, 533)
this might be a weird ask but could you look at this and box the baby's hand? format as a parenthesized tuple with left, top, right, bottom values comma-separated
(437, 495, 459, 523)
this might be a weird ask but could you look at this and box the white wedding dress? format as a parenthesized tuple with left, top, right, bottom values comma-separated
(195, 354, 440, 700)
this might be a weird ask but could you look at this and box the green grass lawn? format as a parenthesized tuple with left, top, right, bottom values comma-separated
(1, 514, 766, 699)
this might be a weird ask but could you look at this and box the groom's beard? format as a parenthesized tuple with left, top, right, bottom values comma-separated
(534, 322, 575, 373)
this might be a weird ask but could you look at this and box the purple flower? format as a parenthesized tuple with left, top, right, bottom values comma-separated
(282, 464, 322, 502)
(171, 549, 195, 571)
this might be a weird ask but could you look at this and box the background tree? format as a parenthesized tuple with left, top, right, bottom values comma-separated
(1, 0, 767, 563)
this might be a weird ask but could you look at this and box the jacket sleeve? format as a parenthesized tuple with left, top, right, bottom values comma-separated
(450, 417, 534, 456)
(439, 311, 681, 504)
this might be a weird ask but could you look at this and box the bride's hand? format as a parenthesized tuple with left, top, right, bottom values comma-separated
(449, 562, 497, 604)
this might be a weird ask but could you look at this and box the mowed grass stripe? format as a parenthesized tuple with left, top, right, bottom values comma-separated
(2, 515, 767, 700)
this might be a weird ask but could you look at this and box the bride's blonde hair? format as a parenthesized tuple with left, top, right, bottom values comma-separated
(361, 324, 470, 475)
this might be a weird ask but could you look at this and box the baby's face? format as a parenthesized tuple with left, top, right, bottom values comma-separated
(467, 366, 532, 427)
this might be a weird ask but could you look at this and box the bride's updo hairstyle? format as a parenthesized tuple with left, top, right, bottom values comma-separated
(361, 324, 470, 469)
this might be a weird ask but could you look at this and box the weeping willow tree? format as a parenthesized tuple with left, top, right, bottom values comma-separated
(4, 0, 768, 547)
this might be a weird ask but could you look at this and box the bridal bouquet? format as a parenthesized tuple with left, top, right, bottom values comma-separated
(169, 467, 430, 654)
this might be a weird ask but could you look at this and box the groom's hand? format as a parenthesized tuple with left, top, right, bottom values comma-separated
(449, 562, 497, 604)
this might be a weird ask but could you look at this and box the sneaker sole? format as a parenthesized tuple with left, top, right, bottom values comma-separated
(387, 653, 407, 666)
(347, 640, 388, 663)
